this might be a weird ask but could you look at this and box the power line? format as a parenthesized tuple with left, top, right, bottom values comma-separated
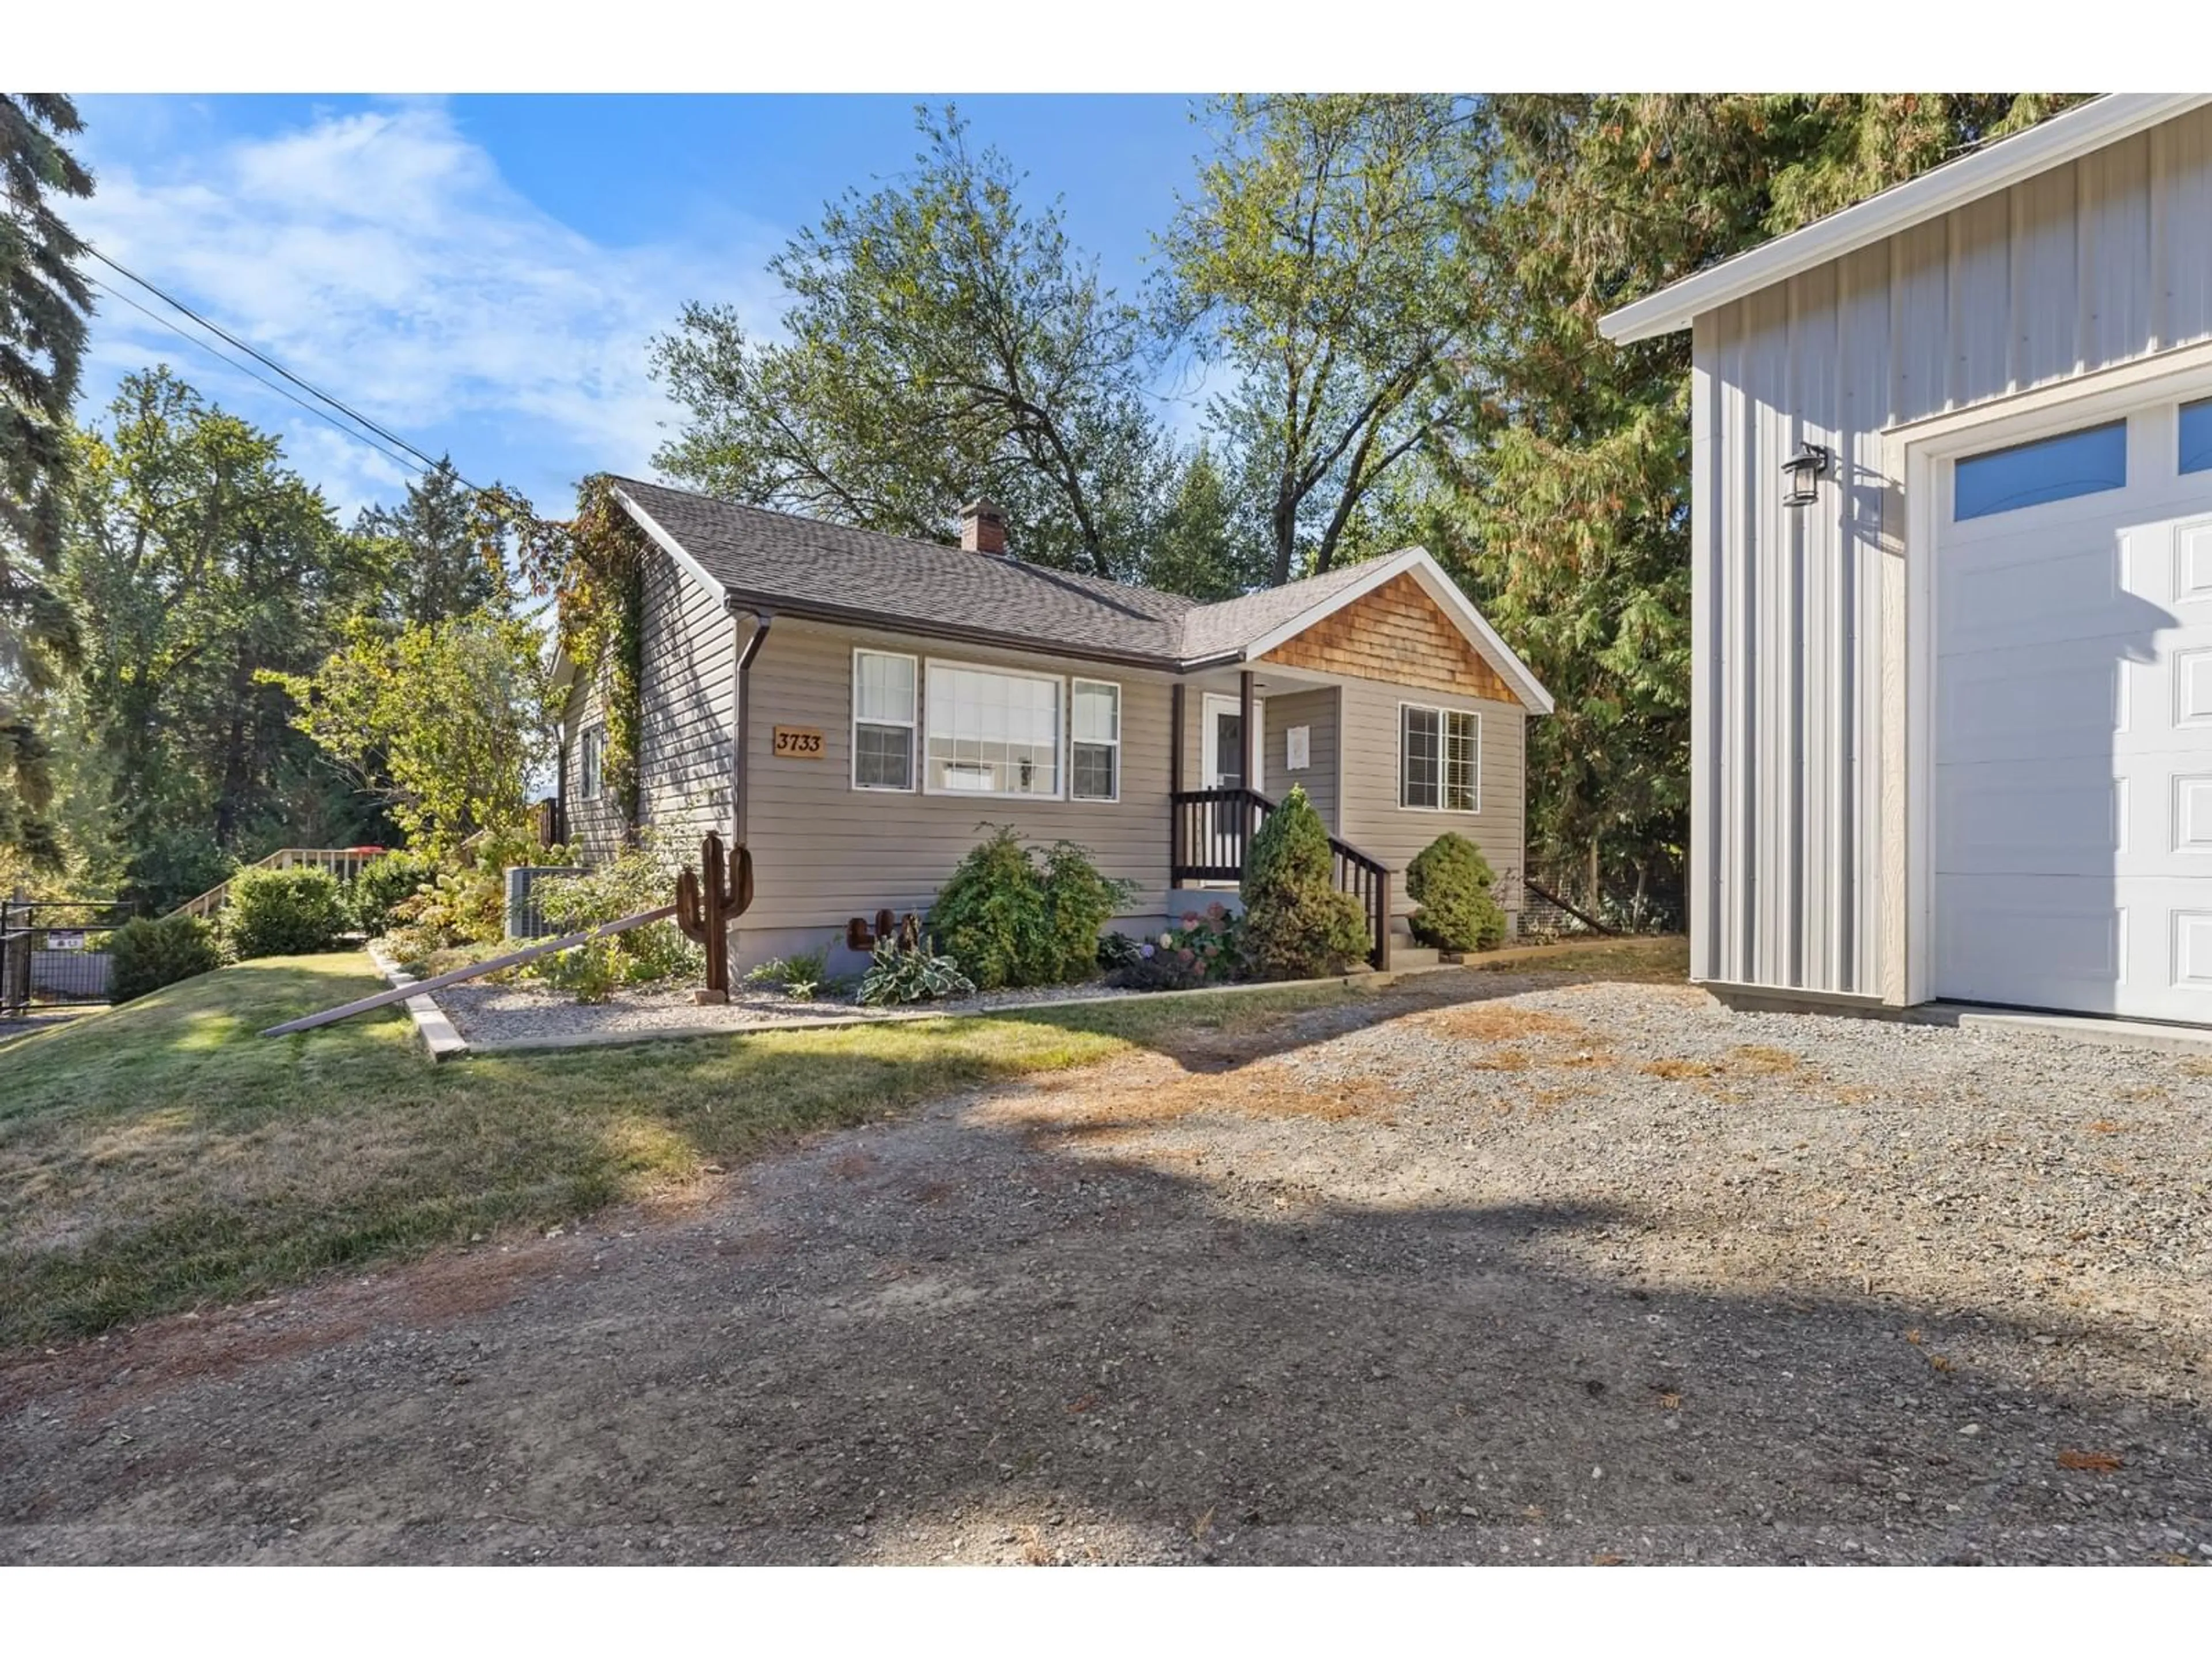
(82, 241, 498, 501)
(89, 276, 430, 483)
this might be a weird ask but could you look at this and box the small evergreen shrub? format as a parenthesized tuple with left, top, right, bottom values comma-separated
(927, 826, 1135, 990)
(221, 866, 348, 959)
(350, 850, 438, 937)
(107, 914, 222, 1003)
(1406, 832, 1508, 952)
(1237, 786, 1372, 980)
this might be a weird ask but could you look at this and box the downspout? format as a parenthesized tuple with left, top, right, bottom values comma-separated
(727, 604, 775, 849)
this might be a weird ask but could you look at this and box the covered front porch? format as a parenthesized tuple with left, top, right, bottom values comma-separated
(1165, 665, 1393, 970)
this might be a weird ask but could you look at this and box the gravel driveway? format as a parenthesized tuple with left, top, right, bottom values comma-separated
(4, 967, 2208, 1565)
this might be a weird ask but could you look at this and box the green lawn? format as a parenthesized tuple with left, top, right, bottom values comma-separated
(0, 952, 1377, 1349)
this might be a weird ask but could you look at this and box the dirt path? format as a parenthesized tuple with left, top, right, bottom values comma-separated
(4, 971, 2209, 1565)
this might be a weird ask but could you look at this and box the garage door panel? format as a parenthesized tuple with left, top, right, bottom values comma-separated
(1936, 641, 2126, 762)
(1934, 875, 2126, 1012)
(1936, 762, 2119, 876)
(1934, 425, 2212, 1023)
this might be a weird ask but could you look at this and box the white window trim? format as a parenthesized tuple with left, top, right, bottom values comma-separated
(921, 656, 1068, 802)
(1068, 676, 1123, 804)
(850, 647, 919, 794)
(1396, 700, 1482, 814)
(577, 720, 606, 801)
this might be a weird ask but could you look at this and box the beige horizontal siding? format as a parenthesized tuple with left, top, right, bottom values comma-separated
(1264, 686, 1339, 834)
(738, 620, 1176, 939)
(638, 547, 736, 848)
(1335, 676, 1526, 914)
(559, 671, 626, 865)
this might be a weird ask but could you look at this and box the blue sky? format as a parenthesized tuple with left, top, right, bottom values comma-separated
(69, 94, 1213, 521)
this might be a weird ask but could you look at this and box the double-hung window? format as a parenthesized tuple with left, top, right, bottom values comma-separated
(1070, 679, 1121, 801)
(578, 722, 606, 801)
(1400, 703, 1479, 812)
(852, 650, 917, 790)
(925, 662, 1062, 797)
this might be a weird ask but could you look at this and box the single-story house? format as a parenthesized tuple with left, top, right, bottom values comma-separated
(552, 478, 1551, 973)
(1602, 92, 2212, 1025)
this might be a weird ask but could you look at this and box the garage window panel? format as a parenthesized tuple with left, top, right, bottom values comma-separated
(1953, 420, 2127, 521)
(2183, 397, 2212, 476)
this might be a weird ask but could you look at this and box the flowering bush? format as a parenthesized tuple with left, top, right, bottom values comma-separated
(1107, 903, 1246, 992)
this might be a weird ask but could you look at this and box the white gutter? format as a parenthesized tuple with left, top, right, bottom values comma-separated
(1599, 93, 2212, 344)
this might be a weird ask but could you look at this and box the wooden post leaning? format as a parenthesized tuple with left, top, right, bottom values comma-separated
(676, 830, 754, 1003)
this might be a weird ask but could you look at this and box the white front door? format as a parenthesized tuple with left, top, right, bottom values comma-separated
(1933, 393, 2212, 1021)
(1200, 694, 1263, 793)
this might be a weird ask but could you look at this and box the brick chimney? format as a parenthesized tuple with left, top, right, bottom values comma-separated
(959, 498, 1007, 555)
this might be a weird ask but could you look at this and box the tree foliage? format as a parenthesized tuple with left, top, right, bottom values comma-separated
(1238, 785, 1372, 978)
(1161, 96, 1490, 585)
(266, 608, 554, 857)
(353, 457, 513, 626)
(1, 93, 94, 863)
(57, 368, 389, 906)
(1429, 93, 2085, 889)
(652, 105, 1171, 580)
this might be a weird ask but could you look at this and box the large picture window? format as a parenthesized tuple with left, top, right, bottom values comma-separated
(1070, 678, 1121, 801)
(1400, 703, 1479, 812)
(925, 662, 1062, 797)
(851, 650, 916, 791)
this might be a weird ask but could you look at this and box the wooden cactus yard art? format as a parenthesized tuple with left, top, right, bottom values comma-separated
(676, 830, 755, 1002)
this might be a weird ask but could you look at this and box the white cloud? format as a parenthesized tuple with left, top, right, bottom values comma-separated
(71, 100, 782, 515)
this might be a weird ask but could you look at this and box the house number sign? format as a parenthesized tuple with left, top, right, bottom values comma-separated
(772, 725, 826, 759)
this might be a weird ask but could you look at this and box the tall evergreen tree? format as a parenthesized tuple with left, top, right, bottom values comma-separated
(0, 93, 94, 865)
(1439, 93, 2084, 894)
(353, 458, 512, 626)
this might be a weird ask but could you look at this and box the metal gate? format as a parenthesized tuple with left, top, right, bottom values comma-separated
(0, 898, 143, 1014)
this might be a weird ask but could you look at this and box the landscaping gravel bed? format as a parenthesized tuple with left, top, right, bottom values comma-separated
(6, 962, 2209, 1565)
(431, 974, 1142, 1044)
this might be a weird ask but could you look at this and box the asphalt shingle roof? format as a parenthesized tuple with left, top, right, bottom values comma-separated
(613, 478, 1395, 669)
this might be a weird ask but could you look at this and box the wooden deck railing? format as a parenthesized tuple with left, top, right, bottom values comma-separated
(1169, 787, 1392, 970)
(167, 847, 384, 920)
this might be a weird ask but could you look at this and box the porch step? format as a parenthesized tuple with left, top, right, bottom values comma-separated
(1389, 944, 1441, 970)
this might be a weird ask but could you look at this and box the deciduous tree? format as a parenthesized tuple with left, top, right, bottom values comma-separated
(652, 105, 1171, 580)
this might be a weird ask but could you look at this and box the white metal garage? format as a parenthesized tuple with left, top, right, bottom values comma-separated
(1931, 393, 2212, 1020)
(1599, 92, 2212, 1025)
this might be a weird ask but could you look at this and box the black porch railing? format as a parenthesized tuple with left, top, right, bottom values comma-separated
(1169, 787, 1393, 970)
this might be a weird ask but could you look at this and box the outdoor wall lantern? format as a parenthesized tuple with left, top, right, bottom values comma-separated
(1782, 442, 1831, 508)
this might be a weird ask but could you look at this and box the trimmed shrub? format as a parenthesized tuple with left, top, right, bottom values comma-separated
(107, 914, 222, 1003)
(221, 866, 348, 959)
(1406, 832, 1507, 952)
(927, 826, 1135, 991)
(1238, 785, 1372, 980)
(350, 850, 438, 937)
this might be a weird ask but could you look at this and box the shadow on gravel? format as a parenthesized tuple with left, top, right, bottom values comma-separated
(4, 1070, 2205, 1567)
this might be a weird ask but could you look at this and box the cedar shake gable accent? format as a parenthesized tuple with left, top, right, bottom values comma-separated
(1262, 571, 1517, 704)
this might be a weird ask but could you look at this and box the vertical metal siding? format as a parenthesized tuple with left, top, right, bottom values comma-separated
(1691, 105, 2212, 997)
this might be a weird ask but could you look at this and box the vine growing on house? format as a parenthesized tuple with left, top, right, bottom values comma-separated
(496, 473, 647, 834)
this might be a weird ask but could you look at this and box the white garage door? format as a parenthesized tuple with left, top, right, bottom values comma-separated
(1934, 392, 2212, 1021)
